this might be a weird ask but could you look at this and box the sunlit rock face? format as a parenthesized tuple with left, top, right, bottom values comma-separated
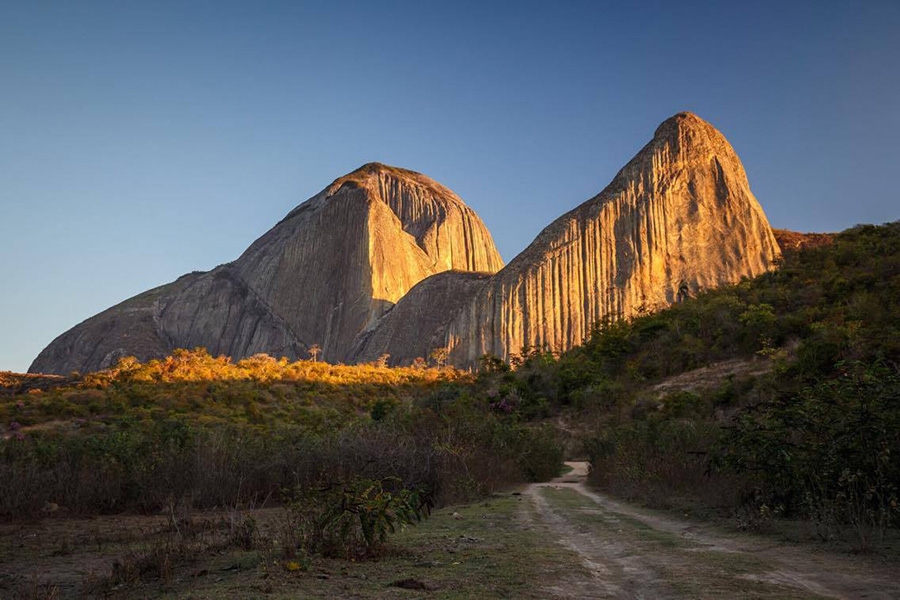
(29, 164, 504, 374)
(31, 113, 781, 374)
(356, 113, 782, 366)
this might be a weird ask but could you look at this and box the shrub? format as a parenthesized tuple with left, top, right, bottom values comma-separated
(722, 361, 900, 548)
(286, 476, 430, 559)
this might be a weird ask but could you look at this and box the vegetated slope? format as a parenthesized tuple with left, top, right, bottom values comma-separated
(30, 163, 504, 375)
(2, 350, 563, 518)
(356, 112, 781, 366)
(0, 372, 71, 396)
(482, 221, 900, 548)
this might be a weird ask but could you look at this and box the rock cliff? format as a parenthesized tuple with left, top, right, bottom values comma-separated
(32, 113, 782, 374)
(30, 163, 503, 374)
(354, 113, 782, 366)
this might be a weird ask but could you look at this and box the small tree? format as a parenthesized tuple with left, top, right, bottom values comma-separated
(308, 344, 321, 363)
(375, 353, 390, 369)
(429, 347, 449, 368)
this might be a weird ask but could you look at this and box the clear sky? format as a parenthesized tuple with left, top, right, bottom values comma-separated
(1, 0, 899, 372)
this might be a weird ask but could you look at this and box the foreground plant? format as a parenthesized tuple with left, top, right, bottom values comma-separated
(287, 476, 431, 559)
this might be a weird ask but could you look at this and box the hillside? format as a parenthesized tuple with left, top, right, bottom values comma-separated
(482, 220, 900, 550)
(7, 221, 899, 529)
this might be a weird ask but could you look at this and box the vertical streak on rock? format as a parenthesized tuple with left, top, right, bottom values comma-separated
(436, 113, 781, 366)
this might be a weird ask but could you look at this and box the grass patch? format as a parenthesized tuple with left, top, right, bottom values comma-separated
(0, 494, 586, 599)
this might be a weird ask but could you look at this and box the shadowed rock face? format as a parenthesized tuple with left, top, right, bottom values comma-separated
(350, 271, 493, 364)
(30, 164, 504, 374)
(32, 113, 782, 374)
(355, 113, 782, 366)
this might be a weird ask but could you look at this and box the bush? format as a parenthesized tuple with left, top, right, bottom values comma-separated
(585, 417, 737, 509)
(286, 476, 430, 559)
(722, 362, 900, 548)
(0, 378, 564, 519)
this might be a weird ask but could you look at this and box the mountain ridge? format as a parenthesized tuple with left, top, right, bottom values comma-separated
(30, 162, 504, 374)
(31, 113, 782, 374)
(353, 112, 781, 366)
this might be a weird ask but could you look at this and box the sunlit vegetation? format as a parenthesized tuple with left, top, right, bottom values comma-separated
(0, 350, 562, 522)
(1, 349, 470, 434)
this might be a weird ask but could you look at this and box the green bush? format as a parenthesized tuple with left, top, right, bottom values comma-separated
(286, 476, 430, 559)
(721, 362, 900, 547)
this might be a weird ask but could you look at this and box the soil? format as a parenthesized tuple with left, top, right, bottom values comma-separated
(524, 462, 900, 599)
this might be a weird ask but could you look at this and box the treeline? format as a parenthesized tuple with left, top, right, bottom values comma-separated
(477, 222, 900, 550)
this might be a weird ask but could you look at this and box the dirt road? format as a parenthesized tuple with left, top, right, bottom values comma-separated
(524, 462, 900, 600)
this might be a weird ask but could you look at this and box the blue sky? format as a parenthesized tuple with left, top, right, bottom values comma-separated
(1, 0, 899, 372)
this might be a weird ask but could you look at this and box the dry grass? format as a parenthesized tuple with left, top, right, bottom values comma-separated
(0, 493, 583, 599)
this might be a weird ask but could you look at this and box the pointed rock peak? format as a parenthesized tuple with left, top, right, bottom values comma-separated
(653, 111, 716, 138)
(644, 112, 749, 188)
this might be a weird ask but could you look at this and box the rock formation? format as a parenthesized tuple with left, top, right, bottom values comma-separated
(352, 112, 782, 366)
(349, 271, 493, 364)
(30, 164, 504, 374)
(32, 112, 782, 374)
